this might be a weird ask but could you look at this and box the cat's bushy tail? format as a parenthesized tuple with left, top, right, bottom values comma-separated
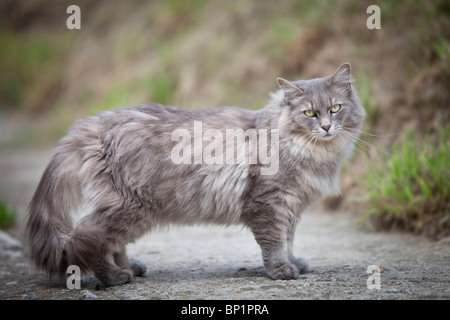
(25, 137, 105, 280)
(25, 153, 81, 279)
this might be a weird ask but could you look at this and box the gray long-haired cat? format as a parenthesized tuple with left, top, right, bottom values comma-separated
(26, 63, 365, 286)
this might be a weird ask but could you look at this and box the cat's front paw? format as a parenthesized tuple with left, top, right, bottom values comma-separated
(266, 262, 300, 280)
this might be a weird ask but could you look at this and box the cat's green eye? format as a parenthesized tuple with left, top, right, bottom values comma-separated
(304, 110, 316, 117)
(330, 104, 341, 113)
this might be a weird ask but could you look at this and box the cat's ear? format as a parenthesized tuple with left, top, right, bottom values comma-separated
(331, 63, 352, 95)
(277, 78, 304, 99)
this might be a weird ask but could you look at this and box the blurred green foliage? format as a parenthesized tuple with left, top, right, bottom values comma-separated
(0, 31, 72, 108)
(356, 70, 380, 133)
(360, 126, 450, 238)
(0, 200, 16, 229)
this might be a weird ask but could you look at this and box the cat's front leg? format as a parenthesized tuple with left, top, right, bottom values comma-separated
(247, 216, 300, 280)
(287, 221, 309, 274)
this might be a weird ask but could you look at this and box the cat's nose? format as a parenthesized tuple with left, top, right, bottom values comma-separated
(321, 124, 331, 132)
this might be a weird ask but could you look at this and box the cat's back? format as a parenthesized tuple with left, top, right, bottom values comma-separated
(67, 102, 259, 176)
(86, 104, 258, 225)
(102, 103, 255, 123)
(89, 103, 256, 135)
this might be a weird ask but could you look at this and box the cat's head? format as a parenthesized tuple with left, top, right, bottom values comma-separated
(277, 63, 366, 147)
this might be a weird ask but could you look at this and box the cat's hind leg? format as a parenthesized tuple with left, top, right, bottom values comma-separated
(93, 240, 148, 286)
(69, 214, 146, 287)
(67, 223, 133, 286)
(95, 251, 134, 286)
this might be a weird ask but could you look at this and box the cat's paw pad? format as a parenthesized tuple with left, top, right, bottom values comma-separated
(130, 259, 147, 277)
(266, 263, 299, 280)
(291, 257, 309, 274)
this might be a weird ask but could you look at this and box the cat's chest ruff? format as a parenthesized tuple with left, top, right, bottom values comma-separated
(284, 141, 344, 199)
(294, 168, 340, 199)
(281, 151, 342, 202)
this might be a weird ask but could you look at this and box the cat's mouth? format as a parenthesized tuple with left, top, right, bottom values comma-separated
(318, 131, 336, 141)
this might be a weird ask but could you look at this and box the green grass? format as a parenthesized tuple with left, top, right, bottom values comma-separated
(432, 36, 450, 61)
(359, 125, 450, 238)
(0, 201, 17, 229)
(356, 70, 380, 133)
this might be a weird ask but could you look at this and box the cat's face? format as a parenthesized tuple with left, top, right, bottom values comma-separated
(277, 63, 366, 146)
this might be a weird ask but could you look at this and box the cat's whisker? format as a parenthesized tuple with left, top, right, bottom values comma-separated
(280, 134, 317, 174)
(350, 136, 389, 155)
(306, 136, 319, 159)
(339, 130, 390, 156)
(300, 135, 318, 160)
(311, 137, 319, 158)
(297, 135, 314, 151)
(286, 134, 315, 171)
(279, 141, 299, 174)
(336, 132, 350, 147)
(336, 132, 373, 157)
(279, 145, 296, 174)
(344, 127, 400, 138)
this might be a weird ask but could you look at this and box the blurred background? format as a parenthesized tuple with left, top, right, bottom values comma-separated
(0, 0, 448, 239)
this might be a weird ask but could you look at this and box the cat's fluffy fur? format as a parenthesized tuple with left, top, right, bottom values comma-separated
(26, 63, 365, 286)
